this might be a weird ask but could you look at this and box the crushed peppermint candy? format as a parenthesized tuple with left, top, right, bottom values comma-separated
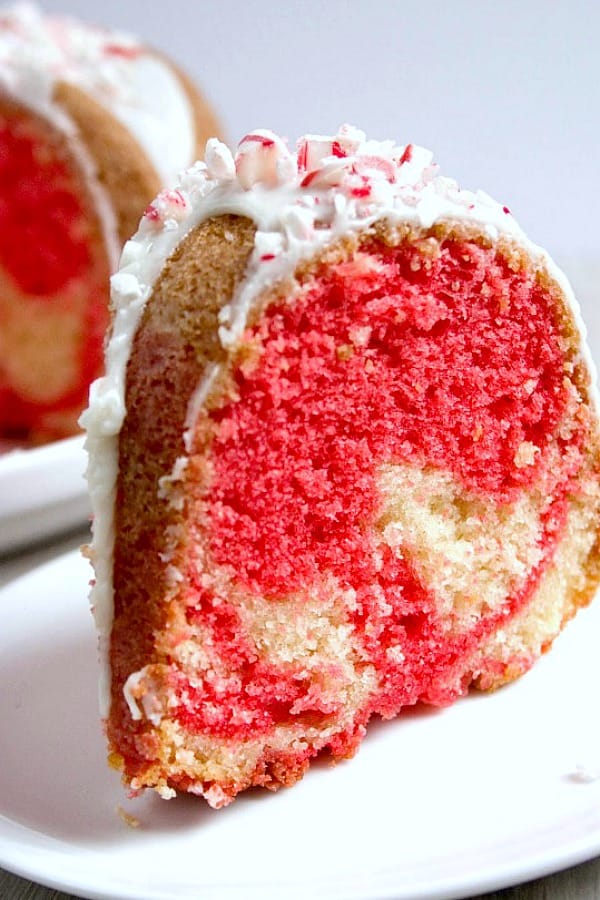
(143, 189, 190, 227)
(139, 125, 518, 243)
(131, 124, 528, 349)
(236, 129, 295, 190)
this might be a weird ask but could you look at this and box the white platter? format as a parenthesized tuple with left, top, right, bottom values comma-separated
(0, 436, 89, 555)
(1, 551, 600, 900)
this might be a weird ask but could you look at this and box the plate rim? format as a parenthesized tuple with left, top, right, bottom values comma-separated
(0, 435, 88, 554)
(1, 813, 600, 900)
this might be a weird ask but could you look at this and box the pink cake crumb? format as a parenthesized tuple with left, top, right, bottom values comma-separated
(171, 239, 578, 742)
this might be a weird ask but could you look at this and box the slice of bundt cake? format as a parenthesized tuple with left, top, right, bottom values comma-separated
(83, 126, 600, 808)
(0, 3, 220, 444)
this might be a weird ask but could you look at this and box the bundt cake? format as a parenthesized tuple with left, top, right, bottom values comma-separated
(0, 3, 220, 444)
(83, 126, 600, 808)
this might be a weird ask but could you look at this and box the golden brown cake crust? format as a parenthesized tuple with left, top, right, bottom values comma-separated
(111, 216, 256, 772)
(53, 81, 161, 247)
(54, 56, 222, 248)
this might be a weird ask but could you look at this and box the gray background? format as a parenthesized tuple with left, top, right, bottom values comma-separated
(40, 0, 600, 266)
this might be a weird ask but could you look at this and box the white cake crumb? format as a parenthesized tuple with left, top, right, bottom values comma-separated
(116, 806, 140, 828)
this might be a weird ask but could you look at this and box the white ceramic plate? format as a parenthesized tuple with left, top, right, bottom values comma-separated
(1, 552, 600, 900)
(0, 436, 90, 555)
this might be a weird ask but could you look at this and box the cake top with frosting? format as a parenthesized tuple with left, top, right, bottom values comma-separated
(88, 122, 565, 445)
(116, 124, 534, 352)
(0, 3, 146, 108)
(0, 3, 195, 184)
(139, 124, 521, 240)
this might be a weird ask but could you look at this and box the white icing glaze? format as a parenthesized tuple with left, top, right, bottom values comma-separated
(123, 665, 164, 726)
(0, 3, 195, 186)
(81, 124, 598, 718)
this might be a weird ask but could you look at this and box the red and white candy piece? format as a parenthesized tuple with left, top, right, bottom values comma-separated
(300, 158, 350, 190)
(235, 129, 295, 190)
(297, 126, 365, 172)
(143, 188, 190, 227)
(393, 144, 435, 188)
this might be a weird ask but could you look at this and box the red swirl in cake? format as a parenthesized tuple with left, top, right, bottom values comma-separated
(83, 126, 600, 807)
